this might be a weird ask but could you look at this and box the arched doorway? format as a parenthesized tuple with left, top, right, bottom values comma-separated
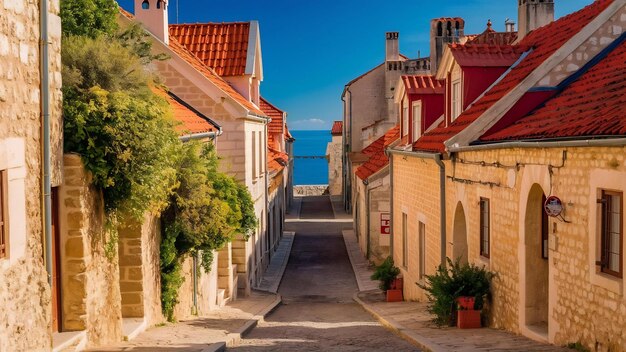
(524, 184, 550, 336)
(452, 202, 468, 264)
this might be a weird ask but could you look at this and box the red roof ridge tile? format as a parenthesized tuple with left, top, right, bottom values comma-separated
(331, 121, 343, 136)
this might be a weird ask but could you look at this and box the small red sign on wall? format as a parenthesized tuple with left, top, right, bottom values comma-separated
(380, 213, 391, 234)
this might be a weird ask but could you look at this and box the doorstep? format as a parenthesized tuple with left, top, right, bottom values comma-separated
(121, 317, 147, 341)
(52, 330, 87, 352)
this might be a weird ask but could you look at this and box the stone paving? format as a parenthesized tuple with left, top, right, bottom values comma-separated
(344, 230, 570, 352)
(254, 231, 295, 293)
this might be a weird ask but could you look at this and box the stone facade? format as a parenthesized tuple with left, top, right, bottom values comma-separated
(354, 174, 391, 265)
(59, 154, 123, 347)
(392, 146, 626, 350)
(0, 0, 63, 349)
(327, 134, 343, 196)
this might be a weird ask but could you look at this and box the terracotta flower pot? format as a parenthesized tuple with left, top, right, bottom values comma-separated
(390, 278, 404, 290)
(456, 296, 476, 310)
(457, 310, 481, 329)
(386, 289, 403, 302)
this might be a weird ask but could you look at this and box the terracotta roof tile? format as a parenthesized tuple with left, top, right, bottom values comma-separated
(260, 97, 285, 134)
(449, 44, 526, 67)
(169, 22, 251, 77)
(413, 0, 613, 153)
(481, 38, 626, 142)
(268, 147, 288, 172)
(153, 87, 219, 135)
(331, 121, 343, 136)
(468, 23, 518, 46)
(356, 126, 400, 180)
(168, 38, 266, 117)
(402, 75, 444, 94)
(118, 7, 266, 117)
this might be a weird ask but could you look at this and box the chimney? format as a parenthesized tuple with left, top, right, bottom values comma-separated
(505, 18, 516, 33)
(518, 0, 554, 40)
(134, 0, 169, 45)
(386, 32, 400, 62)
(430, 18, 465, 74)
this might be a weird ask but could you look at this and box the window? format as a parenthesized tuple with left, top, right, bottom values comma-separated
(451, 80, 462, 121)
(252, 132, 257, 179)
(141, 0, 149, 9)
(412, 101, 422, 143)
(480, 198, 490, 258)
(402, 213, 408, 268)
(0, 170, 8, 259)
(419, 222, 426, 279)
(598, 191, 623, 278)
(156, 0, 164, 9)
(402, 100, 409, 137)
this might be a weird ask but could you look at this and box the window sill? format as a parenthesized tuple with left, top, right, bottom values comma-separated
(591, 269, 623, 295)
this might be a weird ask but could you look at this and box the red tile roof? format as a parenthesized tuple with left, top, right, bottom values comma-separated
(260, 97, 285, 134)
(331, 121, 343, 136)
(481, 38, 626, 142)
(153, 87, 219, 135)
(402, 75, 444, 94)
(413, 0, 613, 153)
(169, 23, 251, 77)
(468, 21, 518, 46)
(449, 44, 526, 67)
(118, 8, 265, 118)
(268, 147, 288, 172)
(356, 126, 400, 180)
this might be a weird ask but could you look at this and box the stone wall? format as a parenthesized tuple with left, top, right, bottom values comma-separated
(294, 185, 329, 196)
(327, 135, 343, 196)
(446, 146, 626, 350)
(173, 253, 219, 320)
(0, 0, 63, 349)
(391, 154, 443, 301)
(59, 154, 122, 347)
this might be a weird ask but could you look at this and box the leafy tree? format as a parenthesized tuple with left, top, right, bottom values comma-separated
(62, 35, 179, 221)
(61, 0, 119, 38)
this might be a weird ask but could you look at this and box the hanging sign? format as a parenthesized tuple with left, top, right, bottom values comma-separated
(380, 213, 391, 234)
(544, 196, 564, 217)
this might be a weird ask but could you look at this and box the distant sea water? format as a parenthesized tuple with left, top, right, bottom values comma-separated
(291, 130, 332, 185)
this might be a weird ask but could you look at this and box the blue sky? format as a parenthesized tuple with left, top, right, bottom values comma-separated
(118, 0, 593, 130)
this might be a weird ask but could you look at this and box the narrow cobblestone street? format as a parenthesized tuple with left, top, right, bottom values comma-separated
(229, 196, 420, 351)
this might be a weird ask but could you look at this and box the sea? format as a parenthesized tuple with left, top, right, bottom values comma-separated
(291, 130, 332, 185)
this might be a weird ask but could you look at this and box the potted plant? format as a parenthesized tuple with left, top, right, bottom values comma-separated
(371, 257, 403, 302)
(418, 258, 494, 328)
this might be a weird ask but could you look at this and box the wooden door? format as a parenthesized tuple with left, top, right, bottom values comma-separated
(51, 188, 62, 332)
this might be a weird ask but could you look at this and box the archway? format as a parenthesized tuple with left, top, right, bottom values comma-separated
(524, 184, 549, 336)
(452, 202, 468, 264)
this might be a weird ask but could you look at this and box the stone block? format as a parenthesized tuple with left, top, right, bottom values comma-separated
(120, 281, 143, 293)
(119, 254, 142, 266)
(121, 293, 142, 305)
(65, 237, 84, 258)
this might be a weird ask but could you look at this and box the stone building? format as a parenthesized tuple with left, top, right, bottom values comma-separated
(390, 0, 626, 349)
(0, 0, 63, 350)
(121, 0, 280, 302)
(327, 121, 343, 196)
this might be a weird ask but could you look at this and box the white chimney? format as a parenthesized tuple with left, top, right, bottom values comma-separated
(386, 32, 399, 62)
(134, 0, 169, 45)
(505, 18, 516, 33)
(518, 0, 554, 40)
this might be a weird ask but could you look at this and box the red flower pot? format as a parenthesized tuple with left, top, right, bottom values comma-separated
(456, 296, 476, 310)
(457, 309, 481, 329)
(391, 278, 404, 290)
(386, 289, 403, 302)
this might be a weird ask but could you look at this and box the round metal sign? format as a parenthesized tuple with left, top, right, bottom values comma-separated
(544, 196, 563, 217)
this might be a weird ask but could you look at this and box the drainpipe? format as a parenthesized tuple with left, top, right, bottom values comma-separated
(389, 154, 394, 257)
(192, 253, 198, 315)
(40, 0, 52, 284)
(388, 149, 447, 268)
(264, 121, 270, 264)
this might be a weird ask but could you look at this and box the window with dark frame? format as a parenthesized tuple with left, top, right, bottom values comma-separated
(402, 213, 408, 268)
(598, 191, 623, 278)
(480, 198, 490, 258)
(419, 221, 426, 280)
(0, 170, 7, 259)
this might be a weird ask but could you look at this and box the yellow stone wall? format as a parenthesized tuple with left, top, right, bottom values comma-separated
(391, 154, 443, 301)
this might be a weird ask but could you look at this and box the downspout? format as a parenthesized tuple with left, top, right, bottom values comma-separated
(264, 121, 270, 261)
(434, 154, 447, 269)
(389, 154, 394, 257)
(192, 254, 198, 315)
(40, 0, 52, 284)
